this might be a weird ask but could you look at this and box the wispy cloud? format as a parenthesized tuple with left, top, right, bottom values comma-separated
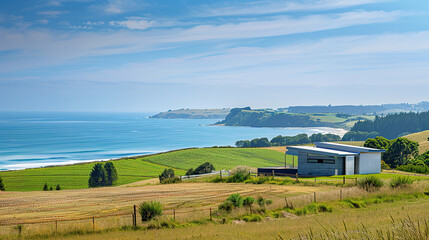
(198, 0, 391, 17)
(109, 17, 154, 30)
(37, 10, 66, 18)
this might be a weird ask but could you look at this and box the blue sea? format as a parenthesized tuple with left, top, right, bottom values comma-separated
(0, 112, 346, 170)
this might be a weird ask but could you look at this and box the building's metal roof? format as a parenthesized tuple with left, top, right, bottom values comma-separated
(314, 142, 386, 153)
(286, 146, 358, 157)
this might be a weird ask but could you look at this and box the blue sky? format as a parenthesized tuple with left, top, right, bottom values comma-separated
(0, 0, 428, 112)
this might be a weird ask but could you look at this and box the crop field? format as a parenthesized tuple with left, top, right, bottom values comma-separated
(1, 173, 428, 239)
(0, 181, 327, 236)
(55, 193, 429, 240)
(0, 148, 284, 191)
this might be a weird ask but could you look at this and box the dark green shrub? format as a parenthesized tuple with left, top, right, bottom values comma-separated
(138, 201, 163, 222)
(49, 186, 53, 191)
(192, 162, 215, 175)
(160, 177, 181, 184)
(390, 176, 414, 188)
(55, 184, 61, 190)
(227, 193, 244, 207)
(159, 168, 175, 182)
(341, 199, 366, 208)
(357, 176, 383, 191)
(257, 196, 265, 207)
(0, 177, 5, 191)
(218, 200, 234, 212)
(397, 164, 429, 174)
(43, 183, 48, 191)
(243, 196, 255, 208)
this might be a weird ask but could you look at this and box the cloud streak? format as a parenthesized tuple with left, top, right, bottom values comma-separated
(198, 0, 391, 17)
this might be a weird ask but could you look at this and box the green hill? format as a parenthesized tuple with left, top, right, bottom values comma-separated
(0, 148, 286, 191)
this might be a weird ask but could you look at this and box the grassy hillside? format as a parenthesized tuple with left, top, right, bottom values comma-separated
(404, 130, 429, 153)
(0, 148, 285, 191)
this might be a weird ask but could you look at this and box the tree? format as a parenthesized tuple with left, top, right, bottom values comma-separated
(192, 162, 215, 175)
(385, 138, 419, 167)
(159, 168, 175, 181)
(235, 140, 251, 148)
(43, 183, 48, 191)
(104, 162, 118, 186)
(88, 163, 107, 188)
(0, 177, 5, 191)
(364, 136, 391, 161)
(186, 168, 194, 176)
(49, 186, 53, 191)
(417, 150, 429, 166)
(56, 184, 61, 190)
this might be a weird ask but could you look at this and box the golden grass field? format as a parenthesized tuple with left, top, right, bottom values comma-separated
(405, 130, 429, 153)
(0, 179, 329, 236)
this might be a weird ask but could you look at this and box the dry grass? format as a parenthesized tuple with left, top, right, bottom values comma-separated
(404, 130, 429, 153)
(36, 187, 429, 240)
(0, 180, 327, 236)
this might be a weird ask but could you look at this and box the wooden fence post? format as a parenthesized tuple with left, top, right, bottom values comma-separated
(285, 197, 289, 208)
(174, 209, 176, 221)
(92, 217, 95, 231)
(343, 176, 345, 185)
(295, 173, 299, 181)
(340, 189, 343, 200)
(210, 207, 212, 221)
(220, 171, 222, 180)
(133, 205, 137, 227)
(314, 192, 316, 203)
(55, 220, 58, 233)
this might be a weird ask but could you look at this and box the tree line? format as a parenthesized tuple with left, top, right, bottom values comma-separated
(364, 136, 429, 173)
(351, 111, 429, 139)
(235, 133, 341, 148)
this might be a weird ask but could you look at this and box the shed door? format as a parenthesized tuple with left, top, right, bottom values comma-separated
(345, 156, 355, 175)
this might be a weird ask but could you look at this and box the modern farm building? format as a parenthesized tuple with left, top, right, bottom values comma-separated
(258, 142, 385, 176)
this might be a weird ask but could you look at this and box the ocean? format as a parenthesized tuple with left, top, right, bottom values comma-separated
(0, 112, 346, 170)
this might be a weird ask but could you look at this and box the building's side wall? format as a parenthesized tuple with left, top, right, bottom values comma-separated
(359, 152, 381, 174)
(297, 151, 344, 176)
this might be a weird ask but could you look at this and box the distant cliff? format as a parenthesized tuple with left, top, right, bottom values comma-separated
(150, 108, 230, 119)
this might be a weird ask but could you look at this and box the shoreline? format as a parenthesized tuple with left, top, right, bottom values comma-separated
(0, 126, 347, 172)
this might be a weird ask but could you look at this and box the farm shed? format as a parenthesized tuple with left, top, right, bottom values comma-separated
(286, 142, 385, 176)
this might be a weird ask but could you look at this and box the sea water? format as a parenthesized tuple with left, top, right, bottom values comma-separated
(0, 112, 346, 170)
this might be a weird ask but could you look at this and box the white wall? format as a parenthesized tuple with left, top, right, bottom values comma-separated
(345, 156, 355, 175)
(359, 152, 381, 174)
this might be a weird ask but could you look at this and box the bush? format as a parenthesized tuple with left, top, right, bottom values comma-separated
(160, 177, 181, 184)
(243, 196, 255, 208)
(43, 183, 48, 191)
(138, 201, 163, 222)
(193, 162, 215, 175)
(357, 176, 383, 191)
(390, 176, 414, 188)
(0, 177, 5, 191)
(226, 193, 244, 207)
(159, 168, 176, 183)
(227, 167, 250, 183)
(294, 203, 333, 215)
(218, 200, 234, 212)
(55, 184, 61, 190)
(397, 164, 429, 174)
(88, 162, 119, 187)
(242, 214, 263, 222)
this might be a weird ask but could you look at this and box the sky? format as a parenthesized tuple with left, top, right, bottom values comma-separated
(0, 0, 429, 112)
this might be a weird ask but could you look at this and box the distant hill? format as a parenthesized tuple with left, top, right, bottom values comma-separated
(287, 101, 429, 115)
(150, 108, 230, 119)
(216, 107, 373, 129)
